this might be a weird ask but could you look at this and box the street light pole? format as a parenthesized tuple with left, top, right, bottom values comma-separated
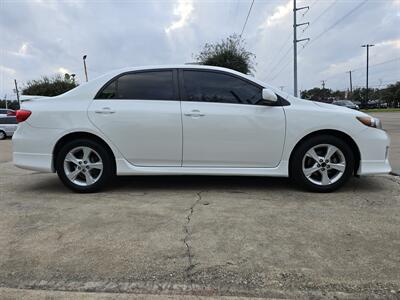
(83, 55, 88, 82)
(361, 44, 374, 105)
(14, 79, 20, 107)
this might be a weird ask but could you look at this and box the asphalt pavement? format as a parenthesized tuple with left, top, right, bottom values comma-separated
(0, 112, 399, 299)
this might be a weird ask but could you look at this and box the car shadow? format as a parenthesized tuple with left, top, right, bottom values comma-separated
(16, 173, 390, 195)
(109, 175, 293, 192)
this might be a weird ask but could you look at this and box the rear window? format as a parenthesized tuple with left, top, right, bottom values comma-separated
(96, 70, 175, 100)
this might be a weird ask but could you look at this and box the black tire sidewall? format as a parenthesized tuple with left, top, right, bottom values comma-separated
(0, 131, 6, 140)
(55, 139, 112, 193)
(291, 135, 355, 192)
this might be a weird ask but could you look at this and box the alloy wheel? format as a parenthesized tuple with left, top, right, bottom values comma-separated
(63, 146, 103, 186)
(302, 144, 346, 186)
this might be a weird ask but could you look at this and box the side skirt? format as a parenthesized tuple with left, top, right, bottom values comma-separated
(115, 158, 289, 177)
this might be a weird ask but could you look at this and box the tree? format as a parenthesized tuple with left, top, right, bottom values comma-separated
(301, 81, 400, 107)
(0, 100, 19, 110)
(22, 74, 78, 97)
(195, 34, 255, 74)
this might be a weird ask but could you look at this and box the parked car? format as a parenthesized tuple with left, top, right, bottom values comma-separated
(378, 102, 388, 109)
(332, 100, 359, 110)
(0, 109, 16, 117)
(0, 116, 18, 139)
(12, 65, 391, 193)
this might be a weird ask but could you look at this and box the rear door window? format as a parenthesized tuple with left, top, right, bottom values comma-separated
(96, 70, 175, 100)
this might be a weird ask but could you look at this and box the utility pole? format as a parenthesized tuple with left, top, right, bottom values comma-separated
(14, 79, 20, 107)
(4, 94, 7, 110)
(321, 80, 327, 102)
(361, 44, 374, 105)
(83, 55, 88, 82)
(347, 70, 353, 94)
(293, 0, 310, 97)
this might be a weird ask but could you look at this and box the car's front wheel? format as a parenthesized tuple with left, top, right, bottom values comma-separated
(291, 135, 354, 192)
(56, 139, 113, 193)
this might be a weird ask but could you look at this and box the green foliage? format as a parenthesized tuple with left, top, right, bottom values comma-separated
(22, 74, 78, 97)
(195, 34, 255, 74)
(0, 100, 19, 110)
(301, 81, 400, 107)
(300, 88, 345, 101)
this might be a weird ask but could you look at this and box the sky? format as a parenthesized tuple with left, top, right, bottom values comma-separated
(0, 0, 399, 99)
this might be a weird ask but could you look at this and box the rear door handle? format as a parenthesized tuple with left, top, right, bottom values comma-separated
(184, 109, 205, 117)
(95, 107, 116, 114)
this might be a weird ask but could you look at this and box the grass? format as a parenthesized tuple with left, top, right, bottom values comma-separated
(361, 108, 400, 113)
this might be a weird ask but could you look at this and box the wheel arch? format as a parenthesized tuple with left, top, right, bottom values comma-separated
(0, 129, 6, 139)
(53, 131, 116, 174)
(289, 129, 361, 176)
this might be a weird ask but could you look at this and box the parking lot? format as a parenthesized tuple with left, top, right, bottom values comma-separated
(0, 113, 399, 299)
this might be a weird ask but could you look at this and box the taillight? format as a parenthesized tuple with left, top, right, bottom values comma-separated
(16, 110, 32, 123)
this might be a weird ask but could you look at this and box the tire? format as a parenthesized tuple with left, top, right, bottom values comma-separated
(290, 135, 354, 192)
(0, 131, 6, 140)
(55, 139, 113, 193)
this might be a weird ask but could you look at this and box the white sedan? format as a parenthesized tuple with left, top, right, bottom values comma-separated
(13, 65, 391, 192)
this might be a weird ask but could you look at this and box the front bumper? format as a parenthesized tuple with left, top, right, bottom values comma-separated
(356, 128, 391, 175)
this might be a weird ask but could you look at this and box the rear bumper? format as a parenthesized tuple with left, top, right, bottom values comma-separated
(12, 122, 60, 173)
(13, 152, 53, 172)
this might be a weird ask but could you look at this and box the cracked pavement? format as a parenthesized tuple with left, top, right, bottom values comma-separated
(183, 191, 204, 287)
(1, 119, 400, 300)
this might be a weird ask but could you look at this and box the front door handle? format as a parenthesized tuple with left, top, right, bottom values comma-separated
(184, 109, 205, 118)
(95, 107, 116, 114)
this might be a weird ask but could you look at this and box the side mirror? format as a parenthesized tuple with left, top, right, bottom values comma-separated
(261, 88, 278, 103)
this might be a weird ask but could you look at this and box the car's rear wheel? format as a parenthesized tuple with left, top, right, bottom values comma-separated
(291, 135, 354, 192)
(56, 139, 113, 193)
(0, 130, 6, 140)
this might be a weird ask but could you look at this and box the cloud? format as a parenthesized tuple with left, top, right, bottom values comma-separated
(57, 67, 70, 75)
(0, 65, 16, 76)
(375, 39, 400, 48)
(0, 0, 398, 97)
(259, 0, 292, 28)
(165, 0, 194, 34)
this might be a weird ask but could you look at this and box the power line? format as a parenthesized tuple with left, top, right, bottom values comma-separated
(269, 54, 293, 81)
(267, 33, 292, 69)
(240, 0, 255, 37)
(306, 0, 369, 48)
(310, 0, 337, 27)
(267, 45, 293, 80)
(353, 57, 400, 72)
(321, 57, 400, 82)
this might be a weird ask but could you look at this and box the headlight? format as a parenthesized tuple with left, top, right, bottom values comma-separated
(356, 116, 383, 129)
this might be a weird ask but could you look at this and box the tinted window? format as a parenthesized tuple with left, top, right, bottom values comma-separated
(98, 80, 117, 99)
(183, 71, 262, 105)
(97, 70, 175, 100)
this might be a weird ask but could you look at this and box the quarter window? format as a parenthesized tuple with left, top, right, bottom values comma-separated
(183, 71, 262, 105)
(97, 70, 175, 100)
